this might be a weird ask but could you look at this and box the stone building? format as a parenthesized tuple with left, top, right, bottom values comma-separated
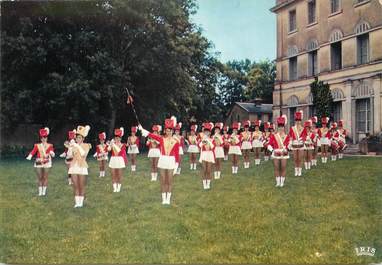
(271, 0, 382, 143)
(225, 102, 273, 126)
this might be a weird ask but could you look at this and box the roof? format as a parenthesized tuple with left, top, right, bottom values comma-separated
(270, 0, 297, 13)
(235, 102, 273, 114)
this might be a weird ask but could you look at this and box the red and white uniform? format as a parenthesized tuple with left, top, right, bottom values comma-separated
(268, 133, 290, 159)
(252, 130, 263, 148)
(302, 128, 316, 150)
(187, 134, 199, 153)
(28, 143, 55, 168)
(262, 131, 273, 150)
(241, 130, 252, 150)
(147, 133, 180, 170)
(212, 133, 224, 159)
(228, 133, 242, 155)
(199, 132, 215, 163)
(95, 143, 109, 161)
(336, 128, 347, 151)
(127, 135, 140, 154)
(174, 135, 185, 155)
(60, 130, 76, 165)
(317, 127, 331, 146)
(108, 142, 127, 168)
(289, 125, 305, 150)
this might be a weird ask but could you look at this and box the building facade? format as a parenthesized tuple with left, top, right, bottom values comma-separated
(225, 102, 273, 127)
(271, 0, 382, 143)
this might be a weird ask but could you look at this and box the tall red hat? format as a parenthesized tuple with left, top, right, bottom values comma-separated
(295, 110, 303, 121)
(98, 132, 106, 140)
(264, 122, 270, 130)
(68, 130, 76, 140)
(338, 120, 344, 127)
(131, 126, 137, 133)
(203, 122, 214, 131)
(223, 125, 229, 131)
(215, 122, 223, 130)
(232, 122, 241, 130)
(152, 125, 162, 132)
(190, 124, 198, 132)
(114, 127, 124, 137)
(311, 116, 318, 124)
(254, 120, 262, 127)
(277, 115, 288, 126)
(304, 120, 312, 128)
(331, 122, 337, 129)
(243, 120, 251, 127)
(39, 127, 49, 137)
(321, 116, 329, 124)
(175, 122, 182, 131)
(165, 116, 177, 129)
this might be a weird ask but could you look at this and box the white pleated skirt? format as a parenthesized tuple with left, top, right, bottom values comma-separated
(148, 148, 160, 158)
(158, 155, 177, 170)
(68, 164, 88, 175)
(252, 140, 263, 148)
(109, 156, 126, 169)
(199, 150, 215, 163)
(241, 141, 252, 150)
(127, 145, 139, 154)
(188, 145, 199, 153)
(228, 146, 242, 155)
(34, 160, 52, 168)
(179, 147, 184, 155)
(214, 146, 225, 158)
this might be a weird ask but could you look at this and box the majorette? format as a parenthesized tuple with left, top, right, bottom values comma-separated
(318, 116, 331, 163)
(222, 125, 230, 161)
(127, 126, 140, 172)
(268, 115, 290, 187)
(241, 120, 252, 169)
(147, 125, 162, 181)
(228, 122, 242, 174)
(187, 124, 199, 170)
(252, 119, 263, 165)
(108, 127, 127, 193)
(262, 122, 273, 161)
(336, 120, 347, 159)
(94, 132, 109, 178)
(301, 119, 316, 170)
(199, 122, 215, 190)
(60, 129, 76, 185)
(329, 122, 339, 161)
(139, 116, 180, 205)
(288, 110, 305, 176)
(26, 127, 55, 196)
(212, 122, 224, 179)
(174, 122, 185, 175)
(310, 116, 319, 166)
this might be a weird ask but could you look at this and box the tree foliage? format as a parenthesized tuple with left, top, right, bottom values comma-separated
(310, 78, 334, 125)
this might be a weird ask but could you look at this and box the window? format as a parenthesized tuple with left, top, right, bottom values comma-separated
(289, 56, 298, 80)
(330, 0, 340, 13)
(289, 108, 296, 126)
(308, 50, 318, 76)
(331, 41, 342, 70)
(332, 102, 342, 122)
(356, 99, 370, 132)
(308, 0, 316, 24)
(357, 34, 369, 64)
(289, 10, 297, 32)
(308, 105, 316, 118)
(236, 114, 240, 122)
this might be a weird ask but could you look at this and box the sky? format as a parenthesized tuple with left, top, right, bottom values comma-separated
(191, 0, 276, 63)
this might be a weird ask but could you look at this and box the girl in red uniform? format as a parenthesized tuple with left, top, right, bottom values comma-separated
(302, 120, 316, 170)
(127, 126, 140, 172)
(222, 126, 230, 161)
(318, 117, 330, 163)
(108, 128, 127, 192)
(330, 122, 339, 161)
(187, 125, 199, 170)
(337, 120, 347, 159)
(174, 123, 185, 174)
(139, 116, 180, 205)
(59, 129, 76, 185)
(268, 115, 290, 187)
(26, 127, 55, 196)
(289, 110, 305, 176)
(212, 122, 224, 179)
(199, 122, 215, 189)
(310, 116, 319, 166)
(241, 120, 252, 168)
(147, 125, 161, 181)
(94, 132, 108, 177)
(228, 122, 242, 174)
(262, 122, 273, 161)
(252, 120, 263, 165)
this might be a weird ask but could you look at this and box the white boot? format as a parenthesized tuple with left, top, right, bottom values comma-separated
(232, 166, 235, 174)
(162, 193, 166, 204)
(294, 168, 298, 176)
(74, 196, 80, 208)
(190, 164, 193, 170)
(118, 183, 122, 192)
(68, 177, 73, 185)
(78, 196, 84, 207)
(275, 177, 280, 187)
(234, 167, 238, 174)
(112, 183, 117, 192)
(194, 163, 197, 170)
(304, 162, 308, 170)
(167, 192, 172, 205)
(38, 186, 43, 196)
(224, 155, 228, 161)
(42, 186, 47, 196)
(280, 177, 285, 187)
(298, 168, 302, 176)
(207, 180, 211, 189)
(307, 162, 311, 170)
(218, 171, 221, 179)
(264, 156, 269, 161)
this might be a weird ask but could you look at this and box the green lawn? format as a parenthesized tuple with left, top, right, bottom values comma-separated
(0, 155, 381, 264)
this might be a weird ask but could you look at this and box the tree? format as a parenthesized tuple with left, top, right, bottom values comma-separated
(310, 78, 333, 125)
(245, 60, 275, 103)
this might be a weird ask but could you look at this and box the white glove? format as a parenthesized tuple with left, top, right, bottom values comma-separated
(267, 145, 273, 152)
(49, 151, 55, 158)
(141, 128, 149, 137)
(93, 152, 98, 158)
(110, 139, 115, 146)
(173, 163, 179, 175)
(69, 139, 76, 146)
(26, 154, 32, 160)
(59, 152, 66, 158)
(138, 124, 143, 131)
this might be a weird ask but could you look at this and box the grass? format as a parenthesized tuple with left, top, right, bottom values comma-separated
(0, 155, 381, 264)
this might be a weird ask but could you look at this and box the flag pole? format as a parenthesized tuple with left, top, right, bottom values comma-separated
(125, 87, 141, 125)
